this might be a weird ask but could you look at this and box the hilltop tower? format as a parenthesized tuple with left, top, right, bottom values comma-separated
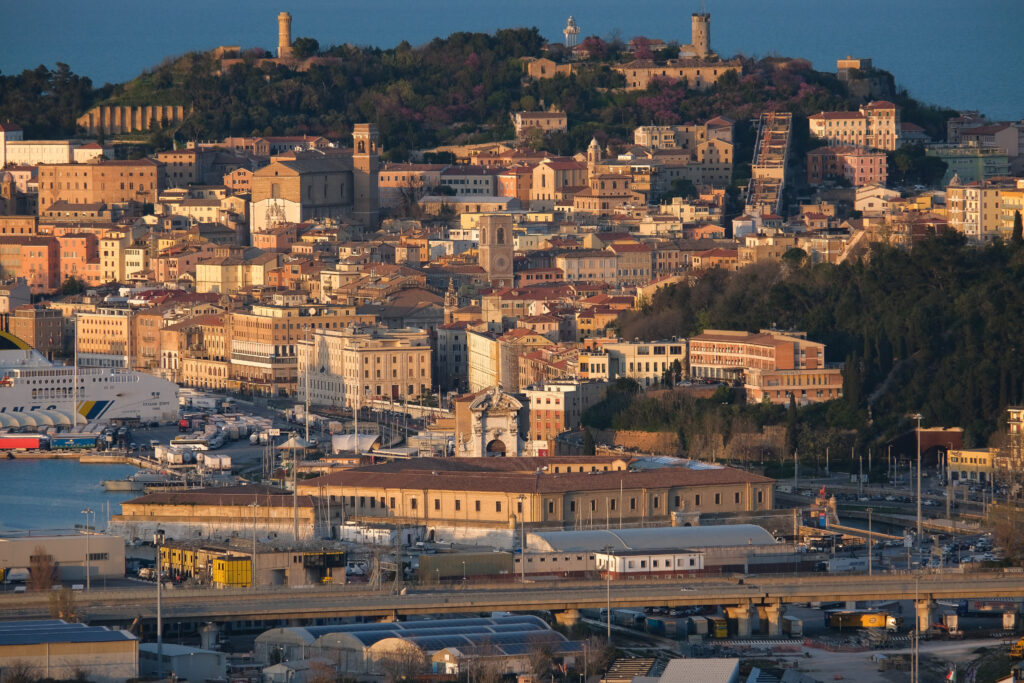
(277, 12, 294, 59)
(691, 12, 710, 58)
(352, 123, 380, 229)
(478, 214, 514, 289)
(563, 16, 581, 49)
(444, 279, 458, 324)
(587, 137, 602, 179)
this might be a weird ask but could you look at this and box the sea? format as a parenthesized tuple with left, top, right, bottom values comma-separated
(0, 459, 136, 533)
(0, 0, 1022, 121)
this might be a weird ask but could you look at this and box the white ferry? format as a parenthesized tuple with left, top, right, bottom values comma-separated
(0, 331, 179, 426)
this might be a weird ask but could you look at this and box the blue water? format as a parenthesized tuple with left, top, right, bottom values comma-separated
(0, 0, 1022, 121)
(0, 460, 136, 533)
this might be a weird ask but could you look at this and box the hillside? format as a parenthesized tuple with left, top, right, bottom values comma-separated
(1, 29, 955, 160)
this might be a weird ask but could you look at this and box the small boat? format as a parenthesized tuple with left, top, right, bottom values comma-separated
(102, 470, 177, 491)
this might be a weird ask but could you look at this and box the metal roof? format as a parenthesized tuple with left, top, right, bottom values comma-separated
(0, 620, 136, 647)
(527, 525, 778, 553)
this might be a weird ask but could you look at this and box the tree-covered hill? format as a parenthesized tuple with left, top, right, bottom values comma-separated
(616, 232, 1024, 447)
(0, 29, 955, 158)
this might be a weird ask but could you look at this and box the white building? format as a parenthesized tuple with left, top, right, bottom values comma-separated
(578, 338, 687, 388)
(297, 326, 432, 408)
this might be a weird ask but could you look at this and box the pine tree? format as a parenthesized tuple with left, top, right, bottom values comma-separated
(1012, 210, 1023, 245)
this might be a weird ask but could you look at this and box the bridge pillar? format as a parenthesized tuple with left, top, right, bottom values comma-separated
(725, 604, 753, 638)
(1004, 611, 1017, 632)
(915, 599, 933, 633)
(760, 602, 784, 637)
(555, 609, 581, 627)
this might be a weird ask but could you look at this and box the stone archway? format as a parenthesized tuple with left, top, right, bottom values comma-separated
(485, 439, 507, 456)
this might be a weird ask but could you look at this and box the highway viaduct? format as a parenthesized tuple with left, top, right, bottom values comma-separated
(5, 572, 1024, 638)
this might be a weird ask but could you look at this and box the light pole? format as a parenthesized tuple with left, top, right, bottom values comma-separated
(517, 494, 526, 584)
(912, 413, 923, 557)
(602, 544, 613, 642)
(461, 561, 466, 582)
(80, 508, 93, 591)
(249, 502, 258, 591)
(154, 528, 165, 681)
(866, 507, 873, 577)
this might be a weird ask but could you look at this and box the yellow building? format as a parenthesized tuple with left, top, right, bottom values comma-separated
(297, 456, 774, 531)
(947, 448, 999, 484)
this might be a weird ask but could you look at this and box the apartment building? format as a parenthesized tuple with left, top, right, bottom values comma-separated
(688, 329, 842, 404)
(522, 380, 608, 456)
(807, 145, 887, 186)
(297, 326, 432, 407)
(808, 101, 901, 151)
(578, 338, 687, 388)
(0, 236, 60, 293)
(227, 303, 371, 396)
(37, 159, 165, 211)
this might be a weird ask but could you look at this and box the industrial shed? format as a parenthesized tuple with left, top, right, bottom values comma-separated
(0, 620, 137, 683)
(527, 524, 779, 553)
(254, 615, 575, 675)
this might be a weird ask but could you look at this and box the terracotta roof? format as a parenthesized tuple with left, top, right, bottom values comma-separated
(124, 484, 314, 508)
(304, 459, 770, 494)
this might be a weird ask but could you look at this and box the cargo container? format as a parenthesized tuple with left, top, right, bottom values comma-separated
(612, 609, 646, 628)
(646, 616, 684, 638)
(688, 616, 709, 636)
(50, 435, 99, 450)
(826, 611, 901, 631)
(0, 434, 49, 450)
(782, 615, 803, 637)
(211, 557, 252, 588)
(708, 616, 729, 638)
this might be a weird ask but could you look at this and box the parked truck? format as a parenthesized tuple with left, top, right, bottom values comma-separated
(50, 434, 99, 450)
(826, 610, 902, 631)
(0, 434, 49, 450)
(781, 615, 803, 637)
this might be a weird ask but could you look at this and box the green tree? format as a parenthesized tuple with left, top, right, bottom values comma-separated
(1012, 210, 1023, 246)
(582, 428, 596, 455)
(290, 37, 320, 60)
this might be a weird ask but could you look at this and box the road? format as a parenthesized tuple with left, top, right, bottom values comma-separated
(5, 571, 1024, 624)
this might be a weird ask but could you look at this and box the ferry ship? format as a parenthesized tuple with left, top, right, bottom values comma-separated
(0, 331, 179, 426)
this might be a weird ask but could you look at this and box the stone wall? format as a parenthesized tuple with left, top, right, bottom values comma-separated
(76, 105, 189, 135)
(593, 429, 681, 455)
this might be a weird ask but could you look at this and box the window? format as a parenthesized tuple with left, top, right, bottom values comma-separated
(695, 494, 701, 506)
(455, 500, 461, 512)
(714, 493, 721, 505)
(630, 497, 636, 510)
(517, 500, 523, 513)
(410, 498, 418, 510)
(569, 501, 576, 512)
(434, 499, 440, 511)
(734, 492, 741, 504)
(390, 497, 396, 509)
(475, 500, 481, 512)
(548, 501, 554, 514)
(757, 490, 764, 504)
(674, 495, 681, 508)
(496, 501, 502, 513)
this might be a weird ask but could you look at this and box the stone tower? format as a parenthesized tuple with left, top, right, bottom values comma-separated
(586, 137, 602, 180)
(691, 13, 710, 58)
(477, 214, 514, 289)
(352, 123, 380, 229)
(563, 16, 580, 49)
(444, 279, 458, 324)
(277, 12, 294, 59)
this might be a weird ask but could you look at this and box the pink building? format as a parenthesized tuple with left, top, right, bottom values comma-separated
(807, 145, 887, 187)
(0, 236, 60, 293)
(56, 233, 101, 285)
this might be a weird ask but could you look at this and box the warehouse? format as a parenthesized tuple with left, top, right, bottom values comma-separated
(0, 620, 137, 683)
(0, 532, 125, 582)
(298, 456, 774, 543)
(254, 615, 579, 676)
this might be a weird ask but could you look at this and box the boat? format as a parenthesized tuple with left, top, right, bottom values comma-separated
(102, 470, 179, 491)
(0, 331, 179, 427)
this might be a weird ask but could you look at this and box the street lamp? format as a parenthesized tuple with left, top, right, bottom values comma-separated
(461, 561, 466, 582)
(80, 508, 93, 591)
(153, 528, 165, 681)
(866, 508, 873, 577)
(517, 494, 527, 584)
(249, 502, 258, 591)
(602, 545, 613, 642)
(912, 413, 923, 557)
